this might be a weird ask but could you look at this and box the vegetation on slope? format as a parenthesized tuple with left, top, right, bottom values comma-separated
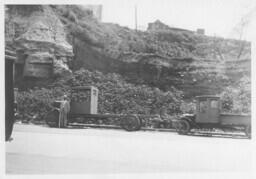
(17, 69, 183, 122)
(221, 76, 251, 114)
(50, 5, 250, 97)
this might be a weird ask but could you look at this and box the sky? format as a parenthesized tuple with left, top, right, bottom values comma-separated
(81, 0, 256, 40)
(2, 0, 256, 40)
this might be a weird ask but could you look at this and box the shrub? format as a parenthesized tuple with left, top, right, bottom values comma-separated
(16, 69, 183, 122)
(16, 87, 66, 121)
(220, 76, 251, 114)
(67, 11, 77, 23)
(180, 101, 196, 114)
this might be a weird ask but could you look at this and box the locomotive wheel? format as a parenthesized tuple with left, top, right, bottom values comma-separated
(45, 110, 59, 128)
(245, 125, 251, 139)
(177, 120, 191, 135)
(121, 115, 141, 131)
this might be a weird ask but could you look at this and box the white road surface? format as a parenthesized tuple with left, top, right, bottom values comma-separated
(5, 124, 254, 175)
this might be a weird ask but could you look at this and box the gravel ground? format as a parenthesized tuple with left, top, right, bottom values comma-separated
(5, 124, 254, 175)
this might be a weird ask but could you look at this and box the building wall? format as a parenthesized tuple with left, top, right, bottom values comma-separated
(197, 28, 205, 35)
(148, 20, 193, 33)
(84, 5, 102, 21)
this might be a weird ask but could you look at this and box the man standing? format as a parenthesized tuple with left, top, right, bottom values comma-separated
(159, 107, 172, 128)
(59, 95, 70, 128)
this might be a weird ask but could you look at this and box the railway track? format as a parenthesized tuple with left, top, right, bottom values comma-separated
(68, 123, 250, 139)
(45, 87, 251, 139)
(188, 130, 249, 139)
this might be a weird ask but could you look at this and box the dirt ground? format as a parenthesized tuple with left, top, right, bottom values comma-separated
(5, 123, 254, 176)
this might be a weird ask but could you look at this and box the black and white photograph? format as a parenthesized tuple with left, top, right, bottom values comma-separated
(2, 0, 256, 178)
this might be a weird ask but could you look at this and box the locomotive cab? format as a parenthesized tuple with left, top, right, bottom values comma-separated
(70, 86, 98, 115)
(196, 96, 221, 124)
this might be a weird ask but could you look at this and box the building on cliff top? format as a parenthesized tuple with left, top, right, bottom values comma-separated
(196, 28, 205, 35)
(83, 5, 102, 21)
(147, 20, 194, 33)
(147, 20, 206, 35)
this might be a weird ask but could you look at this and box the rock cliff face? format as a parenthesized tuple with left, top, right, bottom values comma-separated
(5, 5, 251, 98)
(5, 5, 73, 78)
(59, 6, 250, 97)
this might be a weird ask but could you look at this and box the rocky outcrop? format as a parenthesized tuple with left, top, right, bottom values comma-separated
(5, 5, 251, 98)
(23, 52, 53, 77)
(5, 5, 73, 78)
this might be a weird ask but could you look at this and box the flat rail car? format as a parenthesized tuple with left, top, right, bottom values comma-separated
(45, 86, 160, 131)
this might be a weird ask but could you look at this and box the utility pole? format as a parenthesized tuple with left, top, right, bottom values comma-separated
(135, 5, 137, 31)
